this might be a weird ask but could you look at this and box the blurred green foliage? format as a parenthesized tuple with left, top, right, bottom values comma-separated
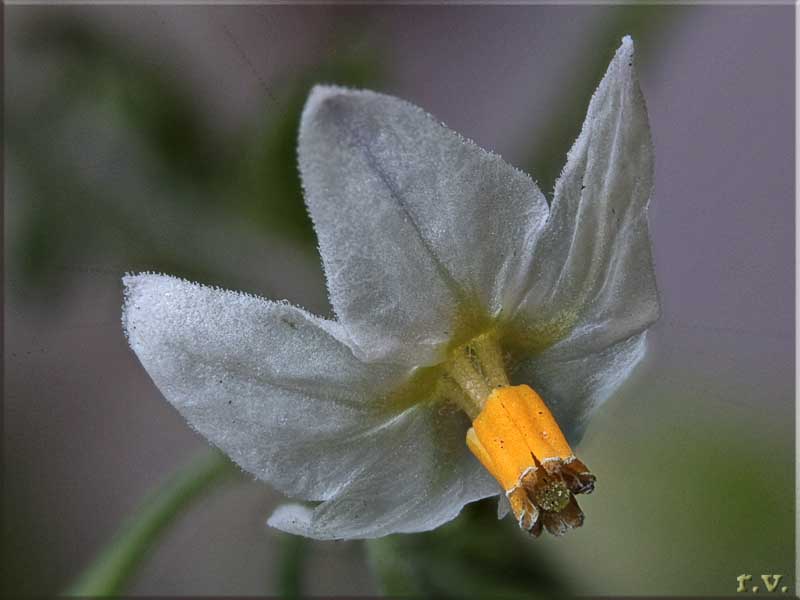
(539, 375, 795, 596)
(9, 18, 382, 296)
(11, 20, 222, 290)
(65, 451, 235, 597)
(24, 20, 226, 186)
(276, 533, 308, 599)
(366, 500, 572, 598)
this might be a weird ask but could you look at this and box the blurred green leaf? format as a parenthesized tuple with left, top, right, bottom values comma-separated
(23, 20, 227, 187)
(65, 450, 235, 596)
(366, 499, 573, 598)
(10, 18, 384, 296)
(276, 533, 308, 599)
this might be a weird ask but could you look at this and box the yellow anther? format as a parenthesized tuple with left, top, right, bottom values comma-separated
(465, 385, 595, 537)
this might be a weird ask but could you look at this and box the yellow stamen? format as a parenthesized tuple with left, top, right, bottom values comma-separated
(442, 335, 593, 536)
(466, 385, 595, 537)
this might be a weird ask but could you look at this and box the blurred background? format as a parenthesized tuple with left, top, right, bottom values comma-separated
(4, 4, 795, 597)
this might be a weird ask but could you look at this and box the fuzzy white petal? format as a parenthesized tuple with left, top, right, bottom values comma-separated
(512, 37, 659, 361)
(267, 402, 498, 539)
(123, 273, 416, 501)
(299, 86, 549, 366)
(496, 494, 512, 520)
(514, 331, 648, 445)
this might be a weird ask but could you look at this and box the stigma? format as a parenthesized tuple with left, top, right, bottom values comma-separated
(465, 385, 595, 536)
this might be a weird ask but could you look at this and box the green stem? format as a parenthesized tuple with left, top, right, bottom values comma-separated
(276, 533, 308, 598)
(364, 537, 418, 596)
(65, 449, 235, 596)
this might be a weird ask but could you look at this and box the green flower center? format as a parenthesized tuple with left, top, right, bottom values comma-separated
(386, 307, 578, 416)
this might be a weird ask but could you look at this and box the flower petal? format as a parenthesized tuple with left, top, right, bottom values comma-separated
(497, 494, 512, 520)
(510, 37, 659, 361)
(122, 273, 413, 501)
(513, 331, 648, 445)
(299, 86, 549, 366)
(267, 402, 498, 539)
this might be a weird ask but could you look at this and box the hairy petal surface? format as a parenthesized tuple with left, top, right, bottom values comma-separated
(124, 274, 497, 536)
(123, 273, 423, 502)
(513, 332, 648, 445)
(511, 37, 659, 362)
(300, 86, 549, 366)
(268, 402, 498, 539)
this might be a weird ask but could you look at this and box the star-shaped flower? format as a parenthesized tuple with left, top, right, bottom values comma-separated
(122, 37, 659, 540)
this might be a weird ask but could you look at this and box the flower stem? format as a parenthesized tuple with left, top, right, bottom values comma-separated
(64, 449, 235, 596)
(277, 533, 308, 598)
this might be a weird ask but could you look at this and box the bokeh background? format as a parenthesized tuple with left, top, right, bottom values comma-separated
(4, 4, 795, 597)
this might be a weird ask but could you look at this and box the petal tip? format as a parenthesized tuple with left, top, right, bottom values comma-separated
(615, 35, 635, 64)
(122, 271, 171, 293)
(306, 83, 347, 105)
(120, 273, 155, 344)
(121, 272, 148, 300)
(267, 504, 321, 539)
(121, 271, 144, 292)
(120, 272, 181, 345)
(121, 272, 170, 310)
(301, 84, 361, 128)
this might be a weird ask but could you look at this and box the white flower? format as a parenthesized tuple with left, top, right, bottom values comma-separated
(122, 37, 659, 540)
